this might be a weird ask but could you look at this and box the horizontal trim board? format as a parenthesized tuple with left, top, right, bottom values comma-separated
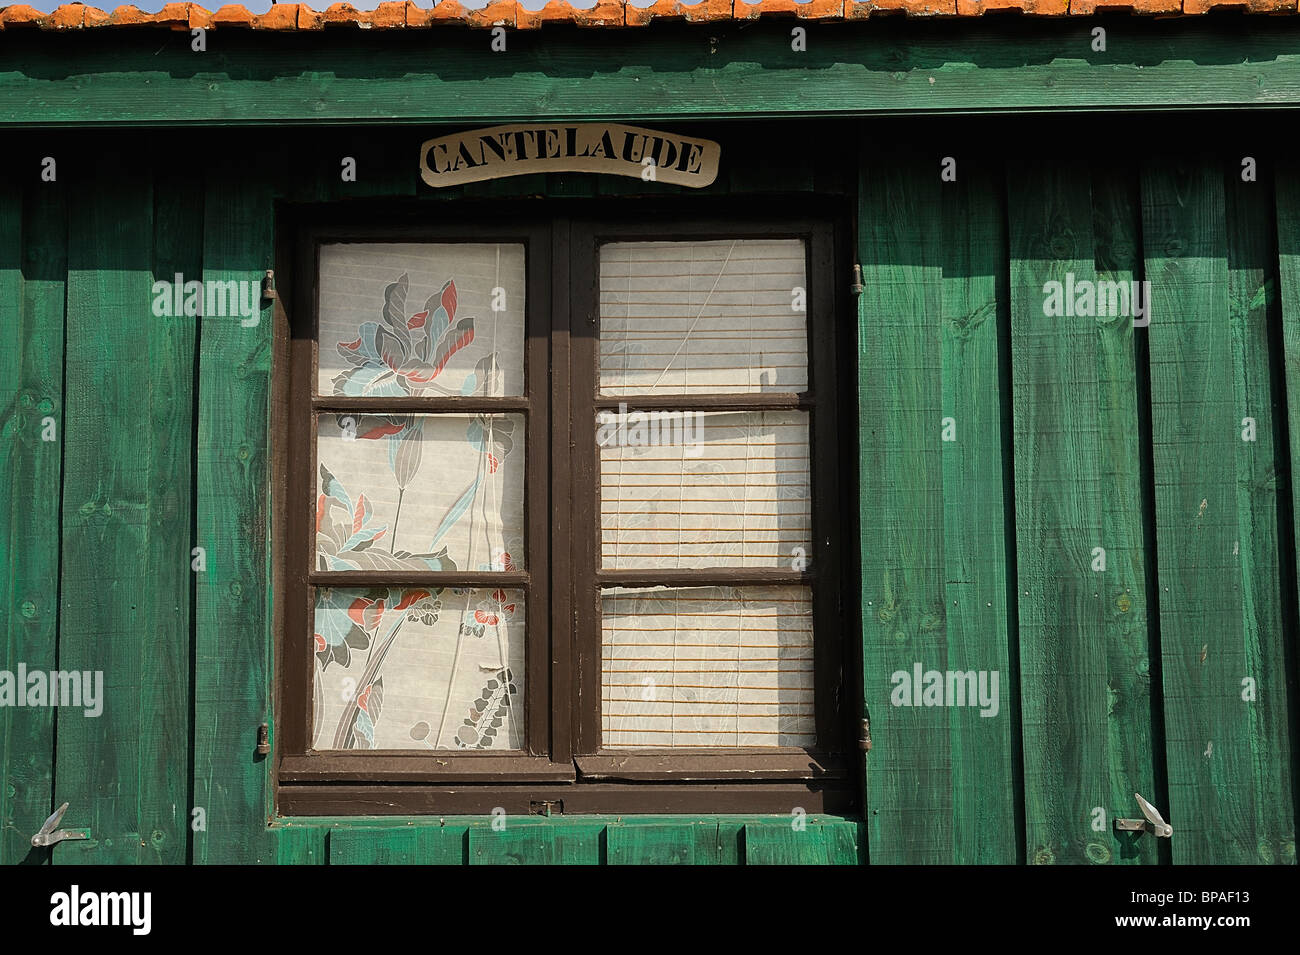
(7, 20, 1300, 127)
(281, 754, 577, 783)
(278, 782, 857, 815)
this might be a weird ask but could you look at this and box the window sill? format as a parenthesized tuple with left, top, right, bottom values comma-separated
(280, 753, 575, 784)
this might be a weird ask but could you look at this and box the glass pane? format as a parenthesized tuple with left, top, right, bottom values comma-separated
(600, 410, 810, 570)
(318, 242, 525, 397)
(317, 413, 524, 572)
(599, 238, 807, 396)
(601, 585, 814, 748)
(313, 586, 525, 751)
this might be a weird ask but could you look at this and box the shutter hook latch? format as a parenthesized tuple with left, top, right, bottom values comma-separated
(31, 802, 90, 848)
(1114, 793, 1172, 838)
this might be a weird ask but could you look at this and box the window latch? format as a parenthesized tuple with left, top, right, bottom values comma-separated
(1115, 793, 1172, 838)
(31, 802, 90, 848)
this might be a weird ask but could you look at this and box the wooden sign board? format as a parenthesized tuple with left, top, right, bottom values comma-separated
(419, 123, 721, 189)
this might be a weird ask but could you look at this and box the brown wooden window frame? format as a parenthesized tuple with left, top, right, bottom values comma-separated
(275, 202, 856, 816)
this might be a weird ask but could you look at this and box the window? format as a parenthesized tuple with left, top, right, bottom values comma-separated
(278, 209, 853, 815)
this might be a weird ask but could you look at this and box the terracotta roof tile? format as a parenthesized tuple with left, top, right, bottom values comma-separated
(1183, 0, 1296, 11)
(625, 0, 735, 26)
(517, 0, 622, 28)
(5, 0, 1300, 31)
(735, 0, 846, 19)
(957, 0, 1069, 12)
(1069, 0, 1183, 13)
(845, 0, 954, 16)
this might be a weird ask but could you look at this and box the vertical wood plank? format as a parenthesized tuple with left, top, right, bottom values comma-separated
(606, 823, 695, 864)
(55, 167, 154, 864)
(1272, 166, 1300, 865)
(937, 164, 1019, 864)
(467, 822, 603, 865)
(1222, 167, 1295, 867)
(1008, 161, 1158, 865)
(193, 169, 276, 864)
(742, 820, 860, 865)
(326, 828, 431, 865)
(137, 171, 203, 865)
(858, 156, 1017, 863)
(274, 825, 327, 865)
(0, 182, 65, 864)
(1144, 159, 1295, 863)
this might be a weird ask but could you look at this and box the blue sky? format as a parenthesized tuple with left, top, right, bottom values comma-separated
(19, 0, 677, 11)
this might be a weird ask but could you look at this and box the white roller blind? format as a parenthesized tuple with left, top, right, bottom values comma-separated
(601, 586, 816, 748)
(596, 237, 816, 750)
(599, 238, 808, 396)
(599, 410, 810, 570)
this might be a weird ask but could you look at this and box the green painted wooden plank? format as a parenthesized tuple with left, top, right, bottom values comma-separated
(1143, 159, 1295, 864)
(606, 824, 695, 865)
(0, 182, 65, 865)
(137, 171, 203, 865)
(1220, 166, 1295, 868)
(936, 163, 1019, 864)
(8, 25, 1300, 127)
(327, 827, 464, 865)
(467, 822, 604, 865)
(743, 821, 860, 865)
(1007, 161, 1158, 866)
(330, 828, 420, 865)
(192, 169, 276, 865)
(858, 157, 1017, 863)
(268, 816, 842, 864)
(54, 168, 155, 864)
(1088, 164, 1164, 866)
(274, 825, 327, 865)
(1274, 168, 1300, 842)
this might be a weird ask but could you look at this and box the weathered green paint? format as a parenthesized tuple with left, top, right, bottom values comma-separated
(192, 169, 277, 865)
(858, 157, 1018, 864)
(607, 823, 697, 865)
(0, 182, 65, 866)
(140, 170, 202, 866)
(1142, 160, 1296, 865)
(330, 827, 464, 865)
(744, 822, 861, 866)
(8, 23, 1300, 127)
(468, 821, 605, 865)
(1, 124, 1299, 865)
(1007, 162, 1159, 866)
(1272, 165, 1300, 753)
(55, 167, 171, 863)
(255, 816, 854, 864)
